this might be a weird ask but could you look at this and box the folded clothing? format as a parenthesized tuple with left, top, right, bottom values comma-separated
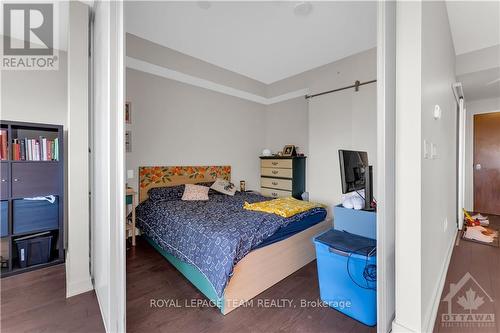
(243, 196, 324, 218)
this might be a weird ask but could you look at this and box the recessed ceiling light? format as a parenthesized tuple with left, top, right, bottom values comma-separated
(294, 2, 313, 16)
(197, 1, 211, 10)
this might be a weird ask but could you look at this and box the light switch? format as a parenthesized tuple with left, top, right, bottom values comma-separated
(424, 140, 430, 159)
(127, 169, 134, 179)
(431, 143, 438, 159)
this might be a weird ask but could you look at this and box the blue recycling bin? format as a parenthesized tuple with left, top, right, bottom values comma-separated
(314, 229, 377, 326)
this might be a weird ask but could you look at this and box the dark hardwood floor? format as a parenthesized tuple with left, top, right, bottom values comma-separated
(0, 264, 105, 333)
(434, 214, 500, 333)
(127, 237, 376, 333)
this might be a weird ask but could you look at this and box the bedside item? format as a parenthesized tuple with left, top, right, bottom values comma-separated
(240, 180, 246, 192)
(182, 184, 210, 201)
(262, 148, 272, 156)
(282, 145, 296, 157)
(260, 156, 306, 199)
(333, 204, 376, 239)
(210, 178, 237, 196)
(126, 188, 137, 246)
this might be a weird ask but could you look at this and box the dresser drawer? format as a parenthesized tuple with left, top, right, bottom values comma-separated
(261, 167, 292, 178)
(260, 177, 292, 191)
(261, 159, 292, 169)
(260, 187, 292, 198)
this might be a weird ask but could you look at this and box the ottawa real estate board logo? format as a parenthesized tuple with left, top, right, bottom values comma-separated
(441, 272, 495, 329)
(1, 3, 58, 70)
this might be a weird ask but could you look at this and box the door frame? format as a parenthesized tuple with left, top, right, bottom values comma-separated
(376, 2, 396, 332)
(90, 1, 126, 332)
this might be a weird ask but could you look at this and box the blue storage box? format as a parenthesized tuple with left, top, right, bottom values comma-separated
(1, 201, 8, 237)
(333, 204, 376, 239)
(13, 197, 58, 234)
(314, 229, 377, 326)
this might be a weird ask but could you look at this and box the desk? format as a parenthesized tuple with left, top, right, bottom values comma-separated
(126, 188, 137, 246)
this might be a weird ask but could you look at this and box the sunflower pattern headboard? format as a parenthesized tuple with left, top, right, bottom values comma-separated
(139, 165, 231, 202)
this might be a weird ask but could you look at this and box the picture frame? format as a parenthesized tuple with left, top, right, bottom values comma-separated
(125, 130, 132, 152)
(125, 102, 132, 124)
(282, 145, 296, 157)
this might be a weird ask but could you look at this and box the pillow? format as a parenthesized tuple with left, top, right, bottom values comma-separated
(182, 184, 210, 201)
(148, 185, 184, 202)
(243, 197, 324, 218)
(210, 178, 237, 196)
(195, 181, 220, 195)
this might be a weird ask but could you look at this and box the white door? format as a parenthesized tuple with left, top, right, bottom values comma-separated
(376, 2, 396, 332)
(91, 1, 126, 332)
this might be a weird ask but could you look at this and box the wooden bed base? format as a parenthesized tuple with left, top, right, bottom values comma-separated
(138, 165, 332, 314)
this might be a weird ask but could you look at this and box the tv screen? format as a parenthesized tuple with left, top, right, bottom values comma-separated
(339, 150, 369, 194)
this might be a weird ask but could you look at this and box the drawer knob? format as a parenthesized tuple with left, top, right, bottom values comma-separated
(272, 182, 278, 185)
(13, 178, 19, 182)
(1, 179, 5, 182)
(272, 162, 278, 165)
(272, 170, 278, 174)
(272, 193, 278, 197)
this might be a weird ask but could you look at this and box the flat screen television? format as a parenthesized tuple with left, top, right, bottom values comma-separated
(339, 150, 368, 193)
(339, 150, 374, 210)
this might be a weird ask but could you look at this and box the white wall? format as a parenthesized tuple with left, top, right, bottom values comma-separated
(1, 53, 68, 124)
(126, 68, 266, 191)
(264, 97, 309, 155)
(464, 97, 500, 210)
(66, 0, 92, 298)
(420, 2, 458, 330)
(393, 2, 458, 332)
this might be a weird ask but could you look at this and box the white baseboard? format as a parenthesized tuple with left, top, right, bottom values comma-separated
(422, 229, 457, 333)
(392, 320, 417, 332)
(66, 277, 93, 298)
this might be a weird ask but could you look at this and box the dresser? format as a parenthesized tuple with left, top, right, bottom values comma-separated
(260, 156, 306, 199)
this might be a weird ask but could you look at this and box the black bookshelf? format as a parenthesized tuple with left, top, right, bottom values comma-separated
(0, 120, 64, 277)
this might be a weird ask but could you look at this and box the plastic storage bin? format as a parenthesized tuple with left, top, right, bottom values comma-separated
(13, 196, 58, 234)
(1, 201, 8, 237)
(314, 229, 377, 326)
(14, 233, 53, 268)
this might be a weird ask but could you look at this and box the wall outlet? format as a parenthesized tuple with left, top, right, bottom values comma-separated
(127, 169, 134, 179)
(431, 143, 438, 159)
(444, 217, 448, 232)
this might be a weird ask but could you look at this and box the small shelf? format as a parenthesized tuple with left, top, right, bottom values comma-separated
(10, 160, 60, 163)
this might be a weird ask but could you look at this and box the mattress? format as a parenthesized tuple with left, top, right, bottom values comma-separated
(254, 209, 327, 249)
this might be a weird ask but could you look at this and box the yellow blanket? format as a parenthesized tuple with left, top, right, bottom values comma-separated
(243, 197, 323, 218)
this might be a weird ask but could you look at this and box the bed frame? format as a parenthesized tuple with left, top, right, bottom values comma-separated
(139, 165, 332, 315)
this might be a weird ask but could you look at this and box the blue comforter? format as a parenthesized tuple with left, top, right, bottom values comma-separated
(135, 192, 326, 298)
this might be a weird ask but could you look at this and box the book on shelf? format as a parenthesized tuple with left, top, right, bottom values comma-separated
(0, 130, 7, 160)
(11, 137, 59, 161)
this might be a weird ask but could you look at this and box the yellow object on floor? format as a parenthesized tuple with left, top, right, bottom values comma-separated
(243, 196, 324, 218)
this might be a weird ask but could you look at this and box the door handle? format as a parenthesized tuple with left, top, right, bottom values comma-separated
(475, 164, 482, 170)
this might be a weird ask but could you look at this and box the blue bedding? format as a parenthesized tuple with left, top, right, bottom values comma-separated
(135, 191, 326, 298)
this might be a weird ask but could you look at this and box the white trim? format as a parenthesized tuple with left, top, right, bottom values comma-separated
(377, 2, 396, 333)
(422, 230, 457, 333)
(126, 56, 309, 105)
(66, 277, 93, 298)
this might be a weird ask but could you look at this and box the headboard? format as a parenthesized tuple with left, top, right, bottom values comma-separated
(139, 165, 231, 202)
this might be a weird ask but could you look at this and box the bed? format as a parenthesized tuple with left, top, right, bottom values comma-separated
(137, 165, 331, 314)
